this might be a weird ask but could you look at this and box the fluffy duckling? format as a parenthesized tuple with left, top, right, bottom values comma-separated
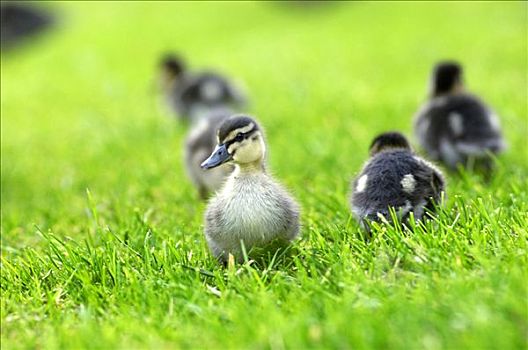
(160, 54, 246, 123)
(201, 115, 300, 263)
(350, 132, 445, 230)
(414, 61, 506, 171)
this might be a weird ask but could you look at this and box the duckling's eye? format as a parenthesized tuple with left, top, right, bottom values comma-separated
(234, 133, 244, 142)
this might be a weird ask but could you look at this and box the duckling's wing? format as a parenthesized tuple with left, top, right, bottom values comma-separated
(410, 157, 446, 216)
(271, 182, 301, 241)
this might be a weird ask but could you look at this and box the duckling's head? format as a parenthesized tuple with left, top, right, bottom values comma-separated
(160, 54, 185, 83)
(431, 61, 463, 97)
(369, 132, 411, 156)
(201, 115, 265, 169)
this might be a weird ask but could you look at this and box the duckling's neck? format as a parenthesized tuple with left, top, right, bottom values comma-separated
(234, 161, 266, 175)
(371, 146, 411, 157)
(432, 84, 464, 98)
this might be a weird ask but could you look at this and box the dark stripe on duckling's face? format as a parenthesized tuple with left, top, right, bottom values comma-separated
(201, 125, 258, 170)
(223, 123, 257, 149)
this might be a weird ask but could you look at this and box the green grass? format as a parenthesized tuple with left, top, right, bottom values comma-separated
(1, 2, 527, 349)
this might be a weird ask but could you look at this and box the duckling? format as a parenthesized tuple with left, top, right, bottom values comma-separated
(200, 115, 300, 263)
(414, 61, 506, 171)
(350, 132, 445, 231)
(185, 108, 235, 199)
(159, 53, 246, 124)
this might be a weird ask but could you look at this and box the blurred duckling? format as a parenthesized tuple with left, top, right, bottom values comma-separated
(201, 115, 300, 263)
(159, 53, 246, 124)
(185, 110, 235, 199)
(350, 132, 445, 231)
(159, 54, 248, 198)
(1, 3, 53, 50)
(414, 61, 506, 172)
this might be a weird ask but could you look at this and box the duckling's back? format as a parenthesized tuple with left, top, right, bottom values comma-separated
(415, 94, 505, 167)
(351, 150, 444, 226)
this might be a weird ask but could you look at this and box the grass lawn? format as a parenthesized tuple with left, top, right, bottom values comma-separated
(1, 2, 527, 349)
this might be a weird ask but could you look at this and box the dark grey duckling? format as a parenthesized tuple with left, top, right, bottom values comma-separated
(350, 132, 445, 230)
(185, 107, 235, 199)
(414, 61, 506, 171)
(201, 115, 300, 263)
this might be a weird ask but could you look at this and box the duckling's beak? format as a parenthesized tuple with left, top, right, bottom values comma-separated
(201, 144, 232, 170)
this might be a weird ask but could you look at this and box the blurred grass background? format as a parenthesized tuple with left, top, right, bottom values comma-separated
(1, 2, 527, 349)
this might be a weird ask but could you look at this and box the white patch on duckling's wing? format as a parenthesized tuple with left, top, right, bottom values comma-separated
(356, 174, 368, 193)
(449, 112, 464, 136)
(201, 80, 222, 101)
(400, 174, 416, 194)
